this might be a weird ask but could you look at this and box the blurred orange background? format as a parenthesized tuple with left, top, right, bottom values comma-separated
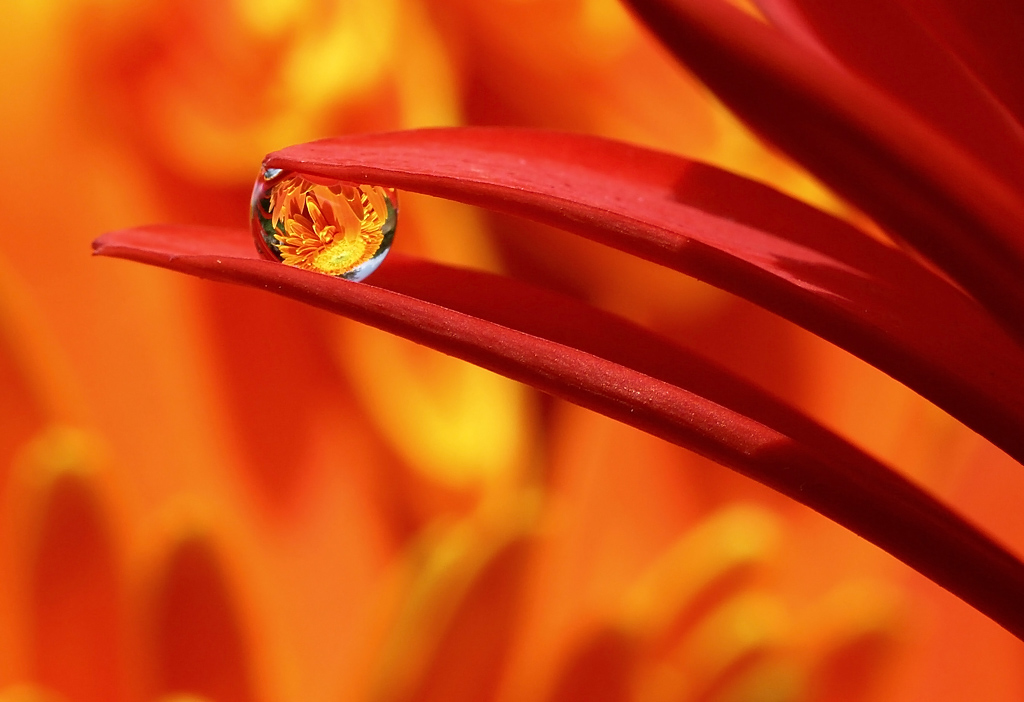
(1, 0, 1023, 701)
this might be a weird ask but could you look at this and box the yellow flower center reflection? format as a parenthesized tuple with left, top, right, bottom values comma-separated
(251, 170, 398, 281)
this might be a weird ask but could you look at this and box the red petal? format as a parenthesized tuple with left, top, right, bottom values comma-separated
(901, 0, 1024, 129)
(373, 533, 531, 702)
(621, 0, 1024, 346)
(94, 223, 1024, 640)
(545, 630, 634, 702)
(151, 533, 256, 702)
(28, 465, 124, 702)
(262, 128, 1024, 466)
(753, 0, 1024, 192)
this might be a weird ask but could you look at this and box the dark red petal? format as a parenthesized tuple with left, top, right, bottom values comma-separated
(621, 0, 1024, 347)
(29, 469, 124, 702)
(752, 0, 1024, 192)
(262, 128, 1024, 466)
(152, 533, 256, 702)
(901, 0, 1024, 129)
(94, 224, 1024, 640)
(546, 630, 634, 702)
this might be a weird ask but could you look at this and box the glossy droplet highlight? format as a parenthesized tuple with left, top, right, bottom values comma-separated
(250, 168, 397, 281)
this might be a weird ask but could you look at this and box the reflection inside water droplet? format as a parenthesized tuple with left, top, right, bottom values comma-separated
(250, 167, 397, 281)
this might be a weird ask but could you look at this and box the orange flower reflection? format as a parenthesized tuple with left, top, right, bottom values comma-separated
(1, 1, 1023, 702)
(252, 172, 397, 277)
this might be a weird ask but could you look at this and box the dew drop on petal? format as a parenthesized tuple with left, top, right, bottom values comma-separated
(250, 167, 397, 281)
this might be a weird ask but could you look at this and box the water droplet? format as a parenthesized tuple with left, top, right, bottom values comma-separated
(250, 167, 397, 281)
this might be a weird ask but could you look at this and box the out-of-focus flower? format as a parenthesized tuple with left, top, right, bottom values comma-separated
(4, 2, 1024, 702)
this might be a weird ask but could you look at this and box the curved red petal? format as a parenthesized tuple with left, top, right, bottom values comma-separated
(621, 0, 1024, 346)
(393, 537, 530, 702)
(901, 0, 1024, 129)
(262, 128, 1024, 466)
(753, 0, 1024, 192)
(545, 629, 634, 702)
(28, 469, 124, 702)
(151, 533, 256, 702)
(94, 223, 1024, 640)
